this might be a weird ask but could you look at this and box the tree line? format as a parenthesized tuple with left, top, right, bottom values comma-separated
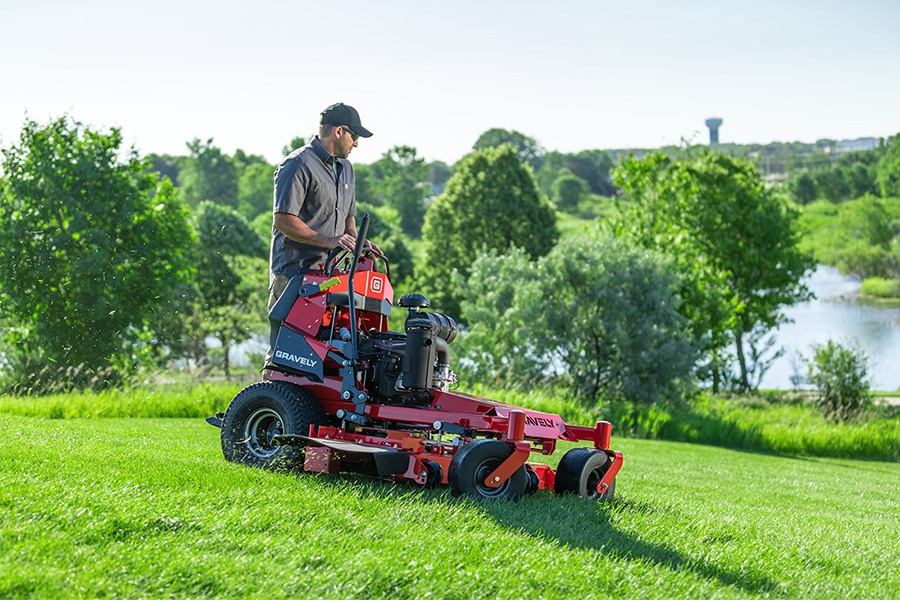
(1, 115, 897, 404)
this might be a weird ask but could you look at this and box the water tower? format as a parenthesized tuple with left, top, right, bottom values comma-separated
(705, 118, 723, 145)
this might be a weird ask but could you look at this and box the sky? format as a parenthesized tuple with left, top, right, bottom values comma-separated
(2, 0, 899, 166)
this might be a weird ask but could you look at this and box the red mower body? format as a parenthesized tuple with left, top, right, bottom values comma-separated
(212, 220, 622, 501)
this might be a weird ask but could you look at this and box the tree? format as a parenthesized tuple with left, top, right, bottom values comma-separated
(567, 150, 616, 196)
(192, 202, 268, 376)
(458, 232, 697, 404)
(836, 195, 896, 278)
(613, 150, 814, 392)
(876, 133, 900, 198)
(472, 128, 545, 171)
(536, 150, 616, 200)
(427, 160, 452, 195)
(282, 136, 306, 157)
(417, 145, 559, 318)
(355, 202, 415, 285)
(552, 169, 591, 212)
(147, 153, 182, 186)
(374, 146, 430, 238)
(180, 138, 239, 209)
(353, 163, 380, 206)
(791, 172, 817, 204)
(814, 168, 850, 203)
(0, 116, 194, 390)
(237, 161, 275, 222)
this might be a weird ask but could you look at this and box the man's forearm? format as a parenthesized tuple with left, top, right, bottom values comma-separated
(274, 213, 357, 252)
(273, 213, 332, 247)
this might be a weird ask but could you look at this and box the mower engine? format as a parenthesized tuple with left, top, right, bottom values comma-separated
(362, 295, 458, 404)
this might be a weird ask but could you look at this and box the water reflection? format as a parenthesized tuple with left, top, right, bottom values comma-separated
(761, 266, 900, 391)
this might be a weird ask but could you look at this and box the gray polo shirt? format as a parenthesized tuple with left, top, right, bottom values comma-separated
(269, 137, 356, 279)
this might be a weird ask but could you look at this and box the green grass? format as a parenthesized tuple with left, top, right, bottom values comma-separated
(0, 381, 242, 419)
(4, 382, 898, 461)
(605, 394, 900, 462)
(465, 385, 900, 462)
(2, 415, 898, 599)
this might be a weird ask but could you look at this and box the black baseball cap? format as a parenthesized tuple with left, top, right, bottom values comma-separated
(320, 103, 373, 138)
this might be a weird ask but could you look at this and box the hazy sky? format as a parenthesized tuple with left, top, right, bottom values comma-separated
(2, 0, 898, 165)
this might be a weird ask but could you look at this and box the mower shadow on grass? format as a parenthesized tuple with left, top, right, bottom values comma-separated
(481, 495, 780, 596)
(298, 471, 779, 596)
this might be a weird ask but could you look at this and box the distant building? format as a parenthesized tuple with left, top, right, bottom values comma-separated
(705, 118, 723, 145)
(836, 138, 879, 153)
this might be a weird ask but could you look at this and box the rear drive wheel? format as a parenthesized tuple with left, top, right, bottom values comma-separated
(448, 440, 527, 501)
(554, 448, 616, 501)
(221, 381, 324, 470)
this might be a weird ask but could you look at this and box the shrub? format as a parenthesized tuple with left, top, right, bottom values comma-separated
(860, 277, 900, 299)
(806, 340, 872, 422)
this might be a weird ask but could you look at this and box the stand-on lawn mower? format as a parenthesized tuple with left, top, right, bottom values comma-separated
(208, 215, 622, 501)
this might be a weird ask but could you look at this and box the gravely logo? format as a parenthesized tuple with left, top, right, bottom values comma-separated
(525, 415, 555, 428)
(275, 350, 318, 369)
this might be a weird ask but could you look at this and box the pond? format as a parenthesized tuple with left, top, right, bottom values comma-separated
(759, 266, 900, 392)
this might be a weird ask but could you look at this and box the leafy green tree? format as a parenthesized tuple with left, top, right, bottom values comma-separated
(237, 161, 275, 222)
(814, 168, 850, 203)
(454, 247, 546, 384)
(613, 151, 732, 390)
(0, 116, 194, 390)
(180, 138, 239, 209)
(613, 150, 814, 392)
(566, 150, 616, 196)
(147, 153, 182, 186)
(472, 128, 545, 171)
(281, 136, 306, 157)
(355, 202, 414, 284)
(536, 150, 615, 200)
(535, 151, 568, 198)
(552, 169, 591, 212)
(844, 162, 877, 198)
(876, 133, 900, 198)
(374, 146, 430, 238)
(458, 232, 697, 404)
(417, 145, 558, 318)
(836, 195, 896, 278)
(192, 201, 268, 375)
(791, 172, 817, 204)
(232, 149, 274, 221)
(427, 160, 452, 195)
(354, 163, 380, 206)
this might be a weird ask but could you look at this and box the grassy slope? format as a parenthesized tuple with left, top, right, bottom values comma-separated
(2, 415, 898, 599)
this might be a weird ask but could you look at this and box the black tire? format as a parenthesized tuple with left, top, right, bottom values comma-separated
(220, 381, 325, 470)
(525, 467, 541, 495)
(448, 440, 527, 501)
(423, 460, 444, 488)
(554, 448, 616, 501)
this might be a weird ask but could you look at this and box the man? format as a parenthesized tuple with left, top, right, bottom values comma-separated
(268, 102, 373, 311)
(264, 103, 373, 374)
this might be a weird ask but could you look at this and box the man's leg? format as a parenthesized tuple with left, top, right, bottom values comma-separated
(262, 274, 291, 379)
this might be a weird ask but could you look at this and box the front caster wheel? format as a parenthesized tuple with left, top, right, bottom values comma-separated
(448, 440, 527, 501)
(554, 448, 616, 501)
